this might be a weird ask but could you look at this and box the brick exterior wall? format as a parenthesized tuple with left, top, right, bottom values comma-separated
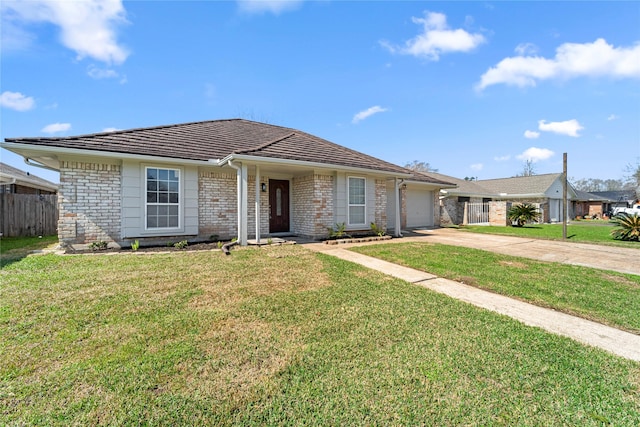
(400, 186, 407, 229)
(198, 171, 237, 240)
(489, 201, 509, 226)
(292, 174, 334, 239)
(440, 197, 459, 226)
(374, 179, 387, 233)
(58, 161, 121, 245)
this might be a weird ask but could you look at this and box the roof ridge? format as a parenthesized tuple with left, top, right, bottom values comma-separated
(233, 132, 296, 154)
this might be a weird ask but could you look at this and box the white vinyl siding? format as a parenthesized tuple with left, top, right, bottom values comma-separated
(146, 167, 180, 230)
(348, 176, 366, 226)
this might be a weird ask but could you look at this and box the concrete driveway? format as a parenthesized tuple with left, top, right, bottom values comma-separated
(405, 228, 639, 276)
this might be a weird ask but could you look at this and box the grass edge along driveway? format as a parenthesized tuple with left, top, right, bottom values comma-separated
(1, 246, 639, 425)
(351, 242, 640, 334)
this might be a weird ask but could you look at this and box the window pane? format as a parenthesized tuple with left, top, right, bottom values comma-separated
(349, 178, 365, 204)
(158, 216, 168, 228)
(349, 206, 365, 224)
(146, 167, 180, 229)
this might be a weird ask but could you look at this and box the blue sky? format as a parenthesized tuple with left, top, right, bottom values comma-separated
(1, 0, 639, 184)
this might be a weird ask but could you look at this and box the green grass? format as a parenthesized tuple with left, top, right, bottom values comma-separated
(458, 222, 639, 247)
(352, 242, 640, 333)
(0, 235, 58, 254)
(1, 246, 639, 425)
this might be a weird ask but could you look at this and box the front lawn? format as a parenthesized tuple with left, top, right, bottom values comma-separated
(352, 242, 640, 334)
(458, 222, 638, 247)
(1, 247, 638, 425)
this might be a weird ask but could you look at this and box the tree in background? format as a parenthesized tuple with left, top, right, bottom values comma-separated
(515, 160, 536, 177)
(404, 161, 438, 173)
(624, 158, 640, 200)
(570, 178, 624, 192)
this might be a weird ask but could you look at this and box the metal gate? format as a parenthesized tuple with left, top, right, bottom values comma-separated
(465, 202, 489, 225)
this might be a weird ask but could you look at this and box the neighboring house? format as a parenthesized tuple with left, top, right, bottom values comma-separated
(0, 162, 58, 194)
(572, 190, 614, 219)
(417, 172, 578, 225)
(589, 190, 638, 215)
(2, 119, 454, 247)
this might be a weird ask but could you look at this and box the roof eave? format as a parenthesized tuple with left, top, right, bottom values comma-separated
(1, 141, 213, 169)
(215, 153, 413, 178)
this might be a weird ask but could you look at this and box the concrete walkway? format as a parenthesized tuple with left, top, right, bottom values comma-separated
(302, 232, 640, 361)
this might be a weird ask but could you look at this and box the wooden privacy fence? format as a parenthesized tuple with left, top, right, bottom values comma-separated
(0, 194, 58, 237)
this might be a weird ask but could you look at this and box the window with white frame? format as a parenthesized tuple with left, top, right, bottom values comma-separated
(348, 176, 366, 225)
(146, 167, 180, 229)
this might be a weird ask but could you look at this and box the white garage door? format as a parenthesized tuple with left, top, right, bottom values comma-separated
(406, 187, 434, 228)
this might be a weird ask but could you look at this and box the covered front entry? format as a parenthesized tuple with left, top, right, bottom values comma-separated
(269, 179, 290, 233)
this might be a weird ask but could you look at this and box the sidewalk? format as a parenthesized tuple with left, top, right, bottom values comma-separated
(302, 233, 640, 361)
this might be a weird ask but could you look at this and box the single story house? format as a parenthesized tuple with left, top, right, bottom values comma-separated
(416, 172, 578, 225)
(0, 162, 58, 195)
(2, 119, 454, 247)
(572, 190, 615, 219)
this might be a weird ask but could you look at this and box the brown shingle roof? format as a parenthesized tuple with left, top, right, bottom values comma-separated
(5, 119, 413, 175)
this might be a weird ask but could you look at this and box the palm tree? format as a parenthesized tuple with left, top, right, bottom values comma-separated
(610, 212, 640, 242)
(508, 203, 541, 227)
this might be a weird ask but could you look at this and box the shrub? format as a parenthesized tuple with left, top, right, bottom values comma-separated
(610, 213, 640, 242)
(370, 222, 386, 237)
(508, 203, 541, 227)
(174, 240, 188, 249)
(88, 241, 108, 251)
(131, 240, 140, 251)
(327, 223, 351, 239)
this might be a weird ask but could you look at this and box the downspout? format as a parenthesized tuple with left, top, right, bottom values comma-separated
(395, 178, 404, 237)
(227, 160, 245, 245)
(255, 165, 261, 245)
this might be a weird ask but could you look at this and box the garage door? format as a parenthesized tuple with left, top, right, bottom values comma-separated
(406, 187, 434, 228)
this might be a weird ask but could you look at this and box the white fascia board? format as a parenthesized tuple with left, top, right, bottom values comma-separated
(1, 142, 212, 169)
(215, 154, 413, 178)
(406, 180, 457, 190)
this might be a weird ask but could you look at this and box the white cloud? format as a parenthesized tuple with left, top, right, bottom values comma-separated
(516, 147, 554, 162)
(477, 38, 640, 91)
(494, 155, 510, 162)
(381, 11, 485, 60)
(352, 106, 389, 124)
(237, 0, 303, 14)
(607, 114, 619, 121)
(515, 42, 538, 56)
(102, 127, 120, 132)
(2, 0, 129, 65)
(87, 64, 119, 79)
(41, 122, 71, 134)
(538, 119, 584, 137)
(470, 163, 483, 171)
(524, 130, 540, 139)
(0, 91, 35, 111)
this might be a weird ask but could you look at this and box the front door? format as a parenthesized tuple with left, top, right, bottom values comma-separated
(269, 179, 290, 233)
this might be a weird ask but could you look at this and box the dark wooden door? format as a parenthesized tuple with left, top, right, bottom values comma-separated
(269, 179, 290, 233)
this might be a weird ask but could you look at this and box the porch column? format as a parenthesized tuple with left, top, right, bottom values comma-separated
(394, 179, 403, 237)
(240, 163, 249, 245)
(255, 165, 261, 244)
